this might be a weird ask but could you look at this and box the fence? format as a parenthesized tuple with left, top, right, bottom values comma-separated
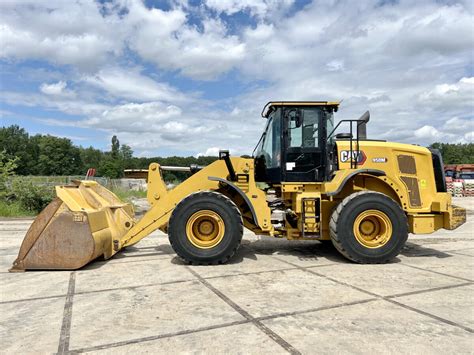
(6, 176, 150, 192)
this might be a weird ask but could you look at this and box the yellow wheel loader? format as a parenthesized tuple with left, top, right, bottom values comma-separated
(10, 101, 466, 271)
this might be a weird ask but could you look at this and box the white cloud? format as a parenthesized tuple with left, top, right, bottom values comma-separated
(197, 147, 221, 157)
(39, 81, 75, 97)
(1, 0, 473, 155)
(126, 2, 246, 80)
(326, 59, 345, 72)
(0, 1, 125, 69)
(84, 102, 183, 131)
(196, 147, 239, 157)
(414, 125, 441, 139)
(204, 0, 295, 18)
(419, 77, 474, 105)
(83, 67, 189, 103)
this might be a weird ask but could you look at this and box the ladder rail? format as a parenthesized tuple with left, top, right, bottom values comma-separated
(301, 197, 321, 238)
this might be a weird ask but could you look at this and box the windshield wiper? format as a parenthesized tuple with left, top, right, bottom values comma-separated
(252, 132, 266, 157)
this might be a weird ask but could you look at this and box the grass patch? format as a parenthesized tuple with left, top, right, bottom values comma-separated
(111, 188, 147, 202)
(0, 200, 36, 217)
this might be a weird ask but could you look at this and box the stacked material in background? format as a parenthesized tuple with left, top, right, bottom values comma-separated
(446, 177, 454, 196)
(463, 179, 474, 197)
(453, 181, 464, 197)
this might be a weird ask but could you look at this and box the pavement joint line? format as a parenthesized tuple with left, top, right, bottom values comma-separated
(0, 293, 67, 305)
(385, 298, 474, 333)
(90, 255, 172, 265)
(255, 298, 377, 322)
(1, 228, 28, 233)
(446, 250, 474, 257)
(0, 267, 303, 304)
(270, 255, 474, 334)
(68, 298, 382, 353)
(239, 244, 344, 268)
(385, 281, 474, 299)
(88, 255, 174, 266)
(398, 263, 474, 282)
(74, 278, 197, 295)
(200, 266, 300, 280)
(67, 295, 383, 353)
(57, 272, 76, 355)
(2, 247, 473, 303)
(185, 265, 302, 355)
(74, 267, 300, 295)
(445, 247, 474, 252)
(68, 319, 251, 354)
(116, 251, 174, 258)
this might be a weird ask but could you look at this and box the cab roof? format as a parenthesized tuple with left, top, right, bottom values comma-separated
(261, 101, 340, 118)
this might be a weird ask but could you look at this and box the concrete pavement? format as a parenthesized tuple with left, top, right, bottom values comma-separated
(0, 198, 473, 354)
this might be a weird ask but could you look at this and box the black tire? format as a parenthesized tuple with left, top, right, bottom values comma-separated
(329, 191, 408, 263)
(168, 191, 243, 265)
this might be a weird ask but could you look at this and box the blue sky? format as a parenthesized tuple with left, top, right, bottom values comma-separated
(0, 0, 473, 157)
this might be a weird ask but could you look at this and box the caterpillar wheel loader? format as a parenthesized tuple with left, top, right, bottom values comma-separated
(10, 101, 466, 271)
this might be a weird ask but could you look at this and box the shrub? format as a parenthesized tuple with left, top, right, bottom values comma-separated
(11, 178, 54, 213)
(0, 151, 18, 200)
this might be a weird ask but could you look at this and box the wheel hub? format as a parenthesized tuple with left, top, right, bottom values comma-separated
(353, 210, 392, 248)
(186, 210, 225, 249)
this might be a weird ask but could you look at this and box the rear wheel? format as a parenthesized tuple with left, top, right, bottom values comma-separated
(329, 191, 408, 263)
(168, 191, 243, 264)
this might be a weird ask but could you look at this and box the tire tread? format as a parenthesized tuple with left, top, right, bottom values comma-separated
(329, 191, 407, 264)
(168, 191, 243, 265)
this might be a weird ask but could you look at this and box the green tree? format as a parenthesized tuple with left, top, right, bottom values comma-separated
(111, 135, 120, 159)
(97, 157, 123, 178)
(34, 135, 83, 175)
(0, 125, 38, 175)
(430, 143, 474, 164)
(120, 144, 134, 169)
(0, 150, 18, 199)
(80, 146, 104, 171)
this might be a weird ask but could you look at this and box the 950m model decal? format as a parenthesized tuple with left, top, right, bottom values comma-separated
(340, 150, 366, 165)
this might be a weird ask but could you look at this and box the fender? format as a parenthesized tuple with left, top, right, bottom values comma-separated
(326, 169, 386, 196)
(208, 176, 259, 226)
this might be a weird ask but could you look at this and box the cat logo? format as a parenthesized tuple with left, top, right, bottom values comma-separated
(340, 150, 366, 165)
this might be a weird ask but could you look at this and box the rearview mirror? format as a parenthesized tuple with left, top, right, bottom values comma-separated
(286, 108, 302, 128)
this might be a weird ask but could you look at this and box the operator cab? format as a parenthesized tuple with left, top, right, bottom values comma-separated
(254, 101, 339, 183)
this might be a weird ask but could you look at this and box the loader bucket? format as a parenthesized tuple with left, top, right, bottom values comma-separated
(9, 181, 135, 272)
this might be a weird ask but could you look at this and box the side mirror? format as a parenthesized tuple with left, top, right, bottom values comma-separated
(286, 108, 303, 128)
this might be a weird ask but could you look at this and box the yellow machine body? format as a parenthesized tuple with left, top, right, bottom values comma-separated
(11, 101, 466, 271)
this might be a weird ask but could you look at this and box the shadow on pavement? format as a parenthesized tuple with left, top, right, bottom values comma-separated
(401, 242, 452, 258)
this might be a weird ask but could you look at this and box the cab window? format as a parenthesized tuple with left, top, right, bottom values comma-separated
(289, 108, 321, 148)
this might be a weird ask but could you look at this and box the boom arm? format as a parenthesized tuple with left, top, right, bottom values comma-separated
(120, 158, 273, 248)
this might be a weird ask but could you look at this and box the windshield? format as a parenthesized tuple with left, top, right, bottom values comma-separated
(326, 111, 334, 143)
(253, 118, 271, 158)
(254, 109, 281, 168)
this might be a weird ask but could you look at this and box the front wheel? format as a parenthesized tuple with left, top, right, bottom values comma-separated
(329, 191, 408, 263)
(168, 191, 243, 265)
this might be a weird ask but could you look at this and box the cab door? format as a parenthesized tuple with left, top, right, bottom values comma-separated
(283, 107, 324, 182)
